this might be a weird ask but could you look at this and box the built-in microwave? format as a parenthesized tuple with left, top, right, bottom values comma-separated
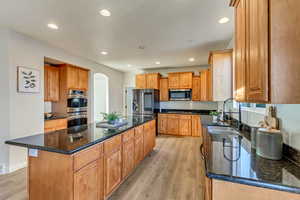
(169, 89, 192, 101)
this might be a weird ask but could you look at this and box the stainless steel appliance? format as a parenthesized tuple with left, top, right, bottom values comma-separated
(67, 90, 88, 113)
(169, 89, 192, 101)
(132, 89, 159, 115)
(67, 90, 88, 127)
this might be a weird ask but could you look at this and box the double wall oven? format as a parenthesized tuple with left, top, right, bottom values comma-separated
(67, 90, 88, 128)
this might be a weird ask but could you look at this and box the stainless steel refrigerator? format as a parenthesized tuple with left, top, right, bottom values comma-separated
(132, 89, 160, 115)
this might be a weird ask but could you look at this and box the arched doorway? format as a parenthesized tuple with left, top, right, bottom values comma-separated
(94, 73, 109, 121)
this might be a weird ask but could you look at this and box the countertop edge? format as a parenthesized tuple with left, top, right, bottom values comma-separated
(206, 172, 300, 195)
(5, 117, 155, 155)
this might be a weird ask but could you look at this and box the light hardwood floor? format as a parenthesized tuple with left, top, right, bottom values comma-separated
(0, 135, 204, 200)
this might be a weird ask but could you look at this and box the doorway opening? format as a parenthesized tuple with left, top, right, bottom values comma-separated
(94, 73, 109, 121)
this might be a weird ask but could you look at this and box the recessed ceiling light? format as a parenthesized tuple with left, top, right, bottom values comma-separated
(155, 61, 160, 65)
(218, 17, 230, 24)
(47, 23, 59, 30)
(189, 58, 195, 62)
(99, 9, 111, 17)
(101, 51, 108, 55)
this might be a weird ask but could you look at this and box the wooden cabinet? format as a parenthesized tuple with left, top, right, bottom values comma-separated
(158, 114, 168, 134)
(44, 65, 60, 102)
(200, 69, 212, 101)
(192, 76, 201, 101)
(74, 161, 100, 200)
(179, 115, 192, 136)
(104, 135, 122, 196)
(168, 72, 193, 89)
(44, 119, 67, 133)
(135, 73, 160, 89)
(62, 65, 89, 91)
(204, 177, 212, 200)
(135, 74, 146, 89)
(209, 50, 233, 101)
(122, 130, 135, 179)
(167, 114, 180, 135)
(143, 120, 156, 156)
(160, 78, 169, 101)
(134, 125, 144, 165)
(191, 115, 202, 137)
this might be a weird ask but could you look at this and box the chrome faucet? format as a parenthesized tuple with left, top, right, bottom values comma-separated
(222, 98, 242, 130)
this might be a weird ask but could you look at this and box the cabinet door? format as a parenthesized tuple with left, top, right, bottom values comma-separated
(192, 76, 201, 101)
(146, 73, 160, 89)
(179, 115, 192, 136)
(135, 134, 144, 165)
(136, 74, 146, 89)
(246, 0, 269, 102)
(158, 114, 168, 134)
(104, 149, 122, 196)
(200, 69, 212, 101)
(122, 131, 135, 179)
(78, 68, 89, 91)
(191, 115, 202, 137)
(179, 72, 193, 89)
(160, 78, 169, 101)
(168, 73, 180, 89)
(143, 122, 151, 156)
(167, 115, 179, 135)
(44, 65, 59, 102)
(74, 161, 99, 200)
(66, 66, 79, 90)
(234, 0, 247, 102)
(204, 177, 212, 200)
(149, 120, 156, 150)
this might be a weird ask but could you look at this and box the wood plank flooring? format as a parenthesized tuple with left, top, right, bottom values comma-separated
(0, 135, 204, 200)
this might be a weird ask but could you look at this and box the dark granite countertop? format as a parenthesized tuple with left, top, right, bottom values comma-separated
(201, 118, 300, 194)
(159, 109, 216, 115)
(6, 115, 155, 155)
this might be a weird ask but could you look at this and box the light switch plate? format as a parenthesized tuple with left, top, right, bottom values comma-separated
(29, 149, 38, 157)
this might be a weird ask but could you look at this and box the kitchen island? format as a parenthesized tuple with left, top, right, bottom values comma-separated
(6, 115, 156, 200)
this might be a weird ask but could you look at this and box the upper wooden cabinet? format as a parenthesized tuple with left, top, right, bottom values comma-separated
(209, 49, 233, 101)
(135, 73, 160, 89)
(62, 65, 89, 91)
(44, 65, 60, 102)
(192, 76, 201, 101)
(231, 0, 300, 103)
(200, 69, 212, 101)
(159, 78, 169, 101)
(168, 72, 193, 89)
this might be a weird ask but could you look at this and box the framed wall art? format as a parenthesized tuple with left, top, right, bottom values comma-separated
(17, 66, 40, 93)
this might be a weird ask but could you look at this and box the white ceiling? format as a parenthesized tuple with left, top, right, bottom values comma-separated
(0, 0, 234, 72)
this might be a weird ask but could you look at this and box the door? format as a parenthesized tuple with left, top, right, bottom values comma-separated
(125, 87, 134, 115)
(146, 73, 160, 89)
(160, 78, 169, 101)
(234, 0, 247, 102)
(44, 65, 59, 102)
(74, 161, 99, 200)
(143, 122, 151, 156)
(78, 68, 89, 90)
(200, 69, 212, 101)
(104, 150, 122, 196)
(122, 130, 135, 179)
(167, 115, 179, 135)
(192, 76, 201, 101)
(191, 115, 202, 137)
(246, 0, 269, 102)
(136, 74, 146, 89)
(158, 114, 168, 134)
(66, 65, 79, 90)
(168, 73, 180, 89)
(142, 90, 154, 114)
(179, 115, 192, 136)
(134, 125, 144, 165)
(149, 120, 156, 149)
(179, 72, 193, 89)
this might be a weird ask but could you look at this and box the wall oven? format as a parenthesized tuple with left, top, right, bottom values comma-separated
(67, 112, 88, 128)
(169, 89, 192, 101)
(67, 90, 88, 113)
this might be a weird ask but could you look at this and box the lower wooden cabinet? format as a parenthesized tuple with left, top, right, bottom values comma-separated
(122, 130, 135, 179)
(158, 114, 202, 137)
(144, 121, 154, 156)
(104, 136, 122, 196)
(74, 161, 100, 200)
(134, 125, 144, 165)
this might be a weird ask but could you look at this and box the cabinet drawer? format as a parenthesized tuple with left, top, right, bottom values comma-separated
(122, 129, 135, 143)
(104, 135, 122, 155)
(179, 115, 192, 120)
(167, 114, 180, 119)
(74, 144, 102, 171)
(44, 119, 67, 133)
(135, 125, 144, 139)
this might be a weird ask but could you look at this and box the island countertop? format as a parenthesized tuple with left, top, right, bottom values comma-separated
(201, 118, 300, 194)
(5, 115, 155, 155)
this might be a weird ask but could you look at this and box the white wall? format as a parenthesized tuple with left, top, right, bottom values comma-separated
(94, 73, 109, 121)
(1, 29, 124, 173)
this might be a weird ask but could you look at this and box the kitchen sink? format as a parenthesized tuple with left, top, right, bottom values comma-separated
(207, 126, 240, 135)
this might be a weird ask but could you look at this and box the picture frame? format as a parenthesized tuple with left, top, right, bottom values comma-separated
(17, 66, 40, 93)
